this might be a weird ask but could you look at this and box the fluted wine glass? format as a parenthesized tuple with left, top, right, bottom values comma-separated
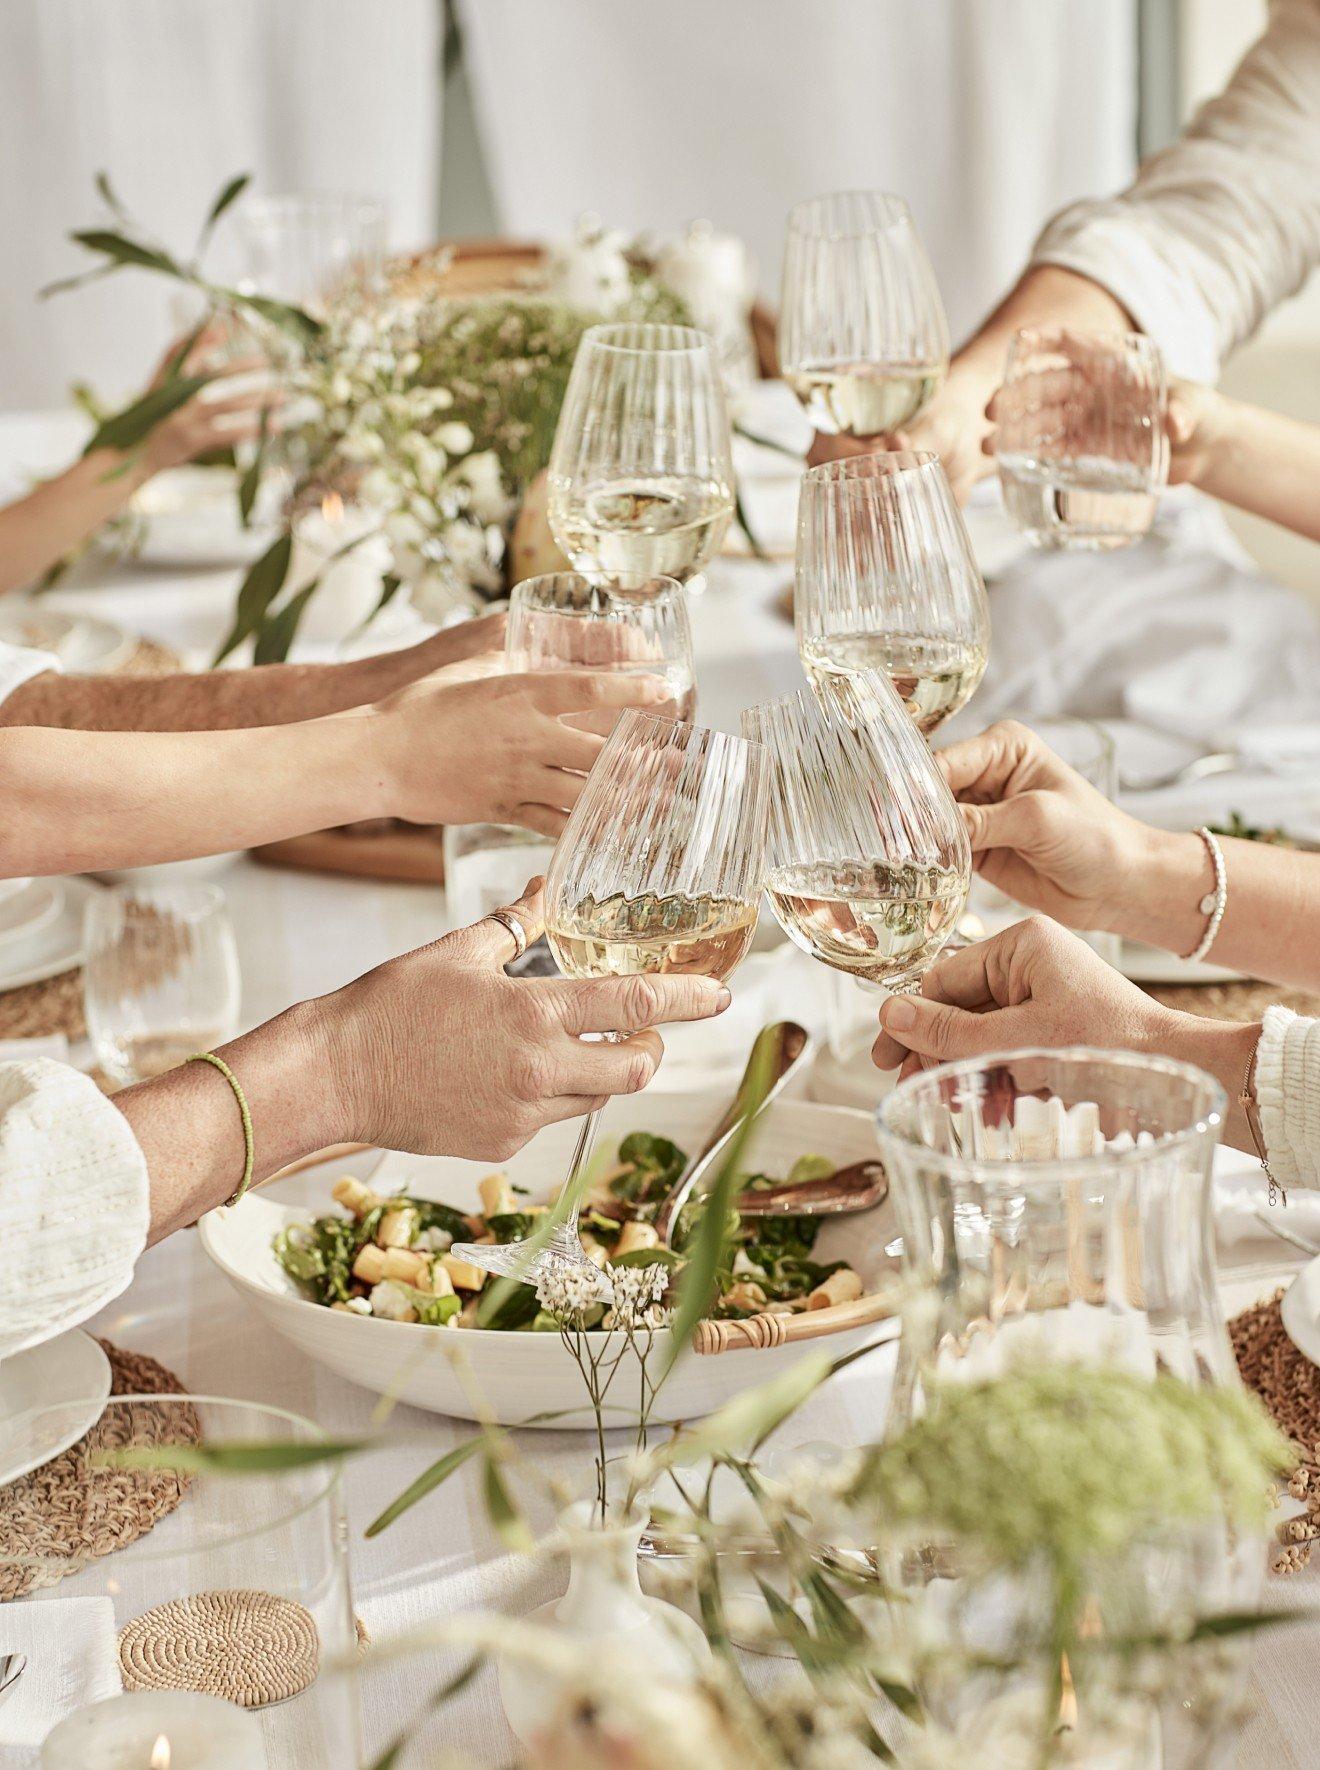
(744, 670, 970, 995)
(795, 451, 990, 737)
(449, 711, 769, 1295)
(547, 324, 735, 586)
(507, 571, 696, 721)
(779, 191, 949, 438)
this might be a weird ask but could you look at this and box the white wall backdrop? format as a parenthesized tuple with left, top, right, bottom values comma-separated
(455, 0, 1137, 346)
(0, 0, 441, 407)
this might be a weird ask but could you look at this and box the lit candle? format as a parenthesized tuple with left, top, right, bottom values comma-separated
(284, 493, 395, 647)
(41, 1691, 265, 1768)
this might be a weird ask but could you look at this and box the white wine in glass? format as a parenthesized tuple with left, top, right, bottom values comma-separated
(547, 890, 758, 983)
(778, 192, 949, 439)
(549, 324, 735, 585)
(799, 631, 988, 739)
(766, 858, 966, 986)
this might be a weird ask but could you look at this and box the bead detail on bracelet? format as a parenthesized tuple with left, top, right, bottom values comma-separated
(185, 1051, 254, 1208)
(1186, 827, 1227, 964)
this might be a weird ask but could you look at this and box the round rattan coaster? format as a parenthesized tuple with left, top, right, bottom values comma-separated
(1230, 1290, 1320, 1574)
(0, 1340, 200, 1602)
(119, 1589, 320, 1707)
(0, 964, 85, 1040)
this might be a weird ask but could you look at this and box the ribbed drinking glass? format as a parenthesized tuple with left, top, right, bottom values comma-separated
(795, 451, 990, 737)
(449, 711, 769, 1295)
(744, 670, 970, 995)
(778, 190, 949, 438)
(547, 324, 735, 586)
(507, 571, 695, 721)
(996, 326, 1170, 549)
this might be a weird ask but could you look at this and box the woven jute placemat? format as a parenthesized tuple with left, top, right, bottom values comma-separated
(1145, 979, 1320, 1024)
(0, 1340, 199, 1602)
(1231, 1291, 1320, 1574)
(0, 964, 85, 1040)
(119, 1589, 320, 1707)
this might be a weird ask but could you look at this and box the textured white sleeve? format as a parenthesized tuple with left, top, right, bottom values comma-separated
(1255, 1006, 1320, 1195)
(0, 638, 60, 707)
(1028, 0, 1320, 381)
(0, 1058, 149, 1360)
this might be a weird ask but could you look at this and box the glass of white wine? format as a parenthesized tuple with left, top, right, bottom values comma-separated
(507, 571, 696, 722)
(449, 711, 769, 1294)
(995, 327, 1169, 550)
(743, 670, 970, 996)
(778, 190, 949, 439)
(795, 451, 990, 738)
(547, 323, 735, 587)
(83, 882, 241, 1085)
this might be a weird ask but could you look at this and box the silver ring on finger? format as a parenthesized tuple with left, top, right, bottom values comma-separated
(486, 906, 529, 962)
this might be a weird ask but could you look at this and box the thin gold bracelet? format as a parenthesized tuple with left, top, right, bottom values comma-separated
(185, 1051, 254, 1208)
(1239, 1041, 1283, 1209)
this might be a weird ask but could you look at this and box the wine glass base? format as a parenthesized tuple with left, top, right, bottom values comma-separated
(448, 1232, 615, 1305)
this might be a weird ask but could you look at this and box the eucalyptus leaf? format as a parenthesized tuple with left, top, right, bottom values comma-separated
(253, 581, 319, 664)
(216, 286, 323, 346)
(69, 228, 183, 279)
(366, 1437, 483, 1538)
(237, 403, 269, 529)
(198, 173, 252, 254)
(482, 1449, 533, 1552)
(94, 170, 132, 224)
(102, 1437, 370, 1475)
(83, 374, 210, 457)
(659, 1351, 833, 1468)
(213, 530, 293, 664)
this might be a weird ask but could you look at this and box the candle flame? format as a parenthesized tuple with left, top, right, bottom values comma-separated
(150, 1736, 171, 1770)
(321, 491, 345, 525)
(1056, 1653, 1078, 1732)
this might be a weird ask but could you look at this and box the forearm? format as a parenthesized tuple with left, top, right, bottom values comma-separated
(0, 710, 389, 873)
(1107, 828, 1320, 991)
(1193, 398, 1320, 544)
(0, 451, 152, 595)
(956, 265, 1134, 385)
(119, 997, 344, 1243)
(1161, 1010, 1261, 1156)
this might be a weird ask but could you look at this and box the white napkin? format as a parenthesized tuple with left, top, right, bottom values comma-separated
(1213, 1178, 1320, 1253)
(0, 1596, 120, 1764)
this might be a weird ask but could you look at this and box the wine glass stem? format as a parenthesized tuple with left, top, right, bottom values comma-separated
(557, 1105, 604, 1247)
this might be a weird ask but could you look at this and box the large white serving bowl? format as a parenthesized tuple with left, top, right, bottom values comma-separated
(200, 1095, 899, 1429)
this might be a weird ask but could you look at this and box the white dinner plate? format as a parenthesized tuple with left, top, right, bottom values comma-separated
(202, 1094, 900, 1429)
(1117, 941, 1239, 987)
(0, 876, 98, 991)
(0, 879, 62, 952)
(1281, 1256, 1320, 1367)
(0, 607, 136, 675)
(0, 1330, 111, 1487)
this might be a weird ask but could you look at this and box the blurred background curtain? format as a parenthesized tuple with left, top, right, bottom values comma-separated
(0, 0, 441, 407)
(453, 0, 1138, 346)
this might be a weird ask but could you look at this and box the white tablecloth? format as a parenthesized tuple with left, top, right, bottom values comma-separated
(1, 405, 1319, 1765)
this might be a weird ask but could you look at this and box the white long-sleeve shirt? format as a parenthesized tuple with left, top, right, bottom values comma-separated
(0, 1058, 149, 1361)
(1030, 0, 1320, 381)
(1258, 1006, 1320, 1194)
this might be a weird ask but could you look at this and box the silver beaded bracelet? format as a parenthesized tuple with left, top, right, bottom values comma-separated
(1186, 827, 1227, 963)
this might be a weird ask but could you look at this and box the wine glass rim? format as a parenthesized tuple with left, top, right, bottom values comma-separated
(787, 189, 913, 239)
(0, 1392, 343, 1564)
(802, 449, 943, 485)
(614, 706, 767, 756)
(580, 322, 714, 356)
(1009, 324, 1162, 355)
(93, 879, 229, 919)
(509, 571, 685, 607)
(875, 1044, 1226, 1177)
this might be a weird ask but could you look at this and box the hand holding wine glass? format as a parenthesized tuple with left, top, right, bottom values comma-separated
(507, 571, 696, 723)
(449, 710, 769, 1296)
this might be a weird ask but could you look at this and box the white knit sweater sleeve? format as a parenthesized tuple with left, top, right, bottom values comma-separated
(0, 1058, 149, 1361)
(1028, 0, 1320, 381)
(1255, 1006, 1320, 1194)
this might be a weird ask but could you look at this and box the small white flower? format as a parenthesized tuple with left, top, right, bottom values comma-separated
(606, 1261, 671, 1329)
(536, 1264, 610, 1321)
(435, 420, 474, 455)
(453, 450, 513, 525)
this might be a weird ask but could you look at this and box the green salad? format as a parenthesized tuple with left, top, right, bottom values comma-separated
(272, 1131, 862, 1331)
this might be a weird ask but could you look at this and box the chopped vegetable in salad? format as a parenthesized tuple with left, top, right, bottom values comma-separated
(272, 1133, 864, 1330)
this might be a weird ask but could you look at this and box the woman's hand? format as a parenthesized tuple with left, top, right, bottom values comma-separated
(139, 330, 283, 477)
(370, 667, 672, 835)
(805, 356, 998, 504)
(320, 879, 732, 1160)
(1164, 378, 1231, 487)
(936, 721, 1207, 947)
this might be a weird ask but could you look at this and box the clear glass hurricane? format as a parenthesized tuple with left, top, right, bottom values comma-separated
(795, 450, 990, 737)
(507, 571, 696, 722)
(743, 670, 970, 996)
(449, 711, 769, 1297)
(874, 1048, 1260, 1767)
(547, 323, 735, 586)
(995, 326, 1170, 550)
(778, 190, 949, 438)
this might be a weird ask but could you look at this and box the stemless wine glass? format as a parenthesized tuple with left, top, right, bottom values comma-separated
(507, 571, 696, 721)
(547, 324, 735, 586)
(449, 711, 769, 1293)
(778, 190, 950, 438)
(744, 670, 970, 995)
(83, 883, 241, 1085)
(232, 192, 388, 310)
(795, 451, 990, 737)
(995, 326, 1170, 550)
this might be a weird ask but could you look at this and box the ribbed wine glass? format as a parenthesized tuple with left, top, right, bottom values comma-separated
(743, 671, 969, 995)
(507, 571, 696, 721)
(795, 450, 990, 737)
(995, 326, 1170, 550)
(778, 190, 949, 438)
(547, 324, 735, 586)
(449, 711, 769, 1296)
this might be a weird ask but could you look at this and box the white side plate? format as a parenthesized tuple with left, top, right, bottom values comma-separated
(0, 1330, 111, 1486)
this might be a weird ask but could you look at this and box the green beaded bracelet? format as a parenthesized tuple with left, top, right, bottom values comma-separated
(186, 1051, 254, 1207)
